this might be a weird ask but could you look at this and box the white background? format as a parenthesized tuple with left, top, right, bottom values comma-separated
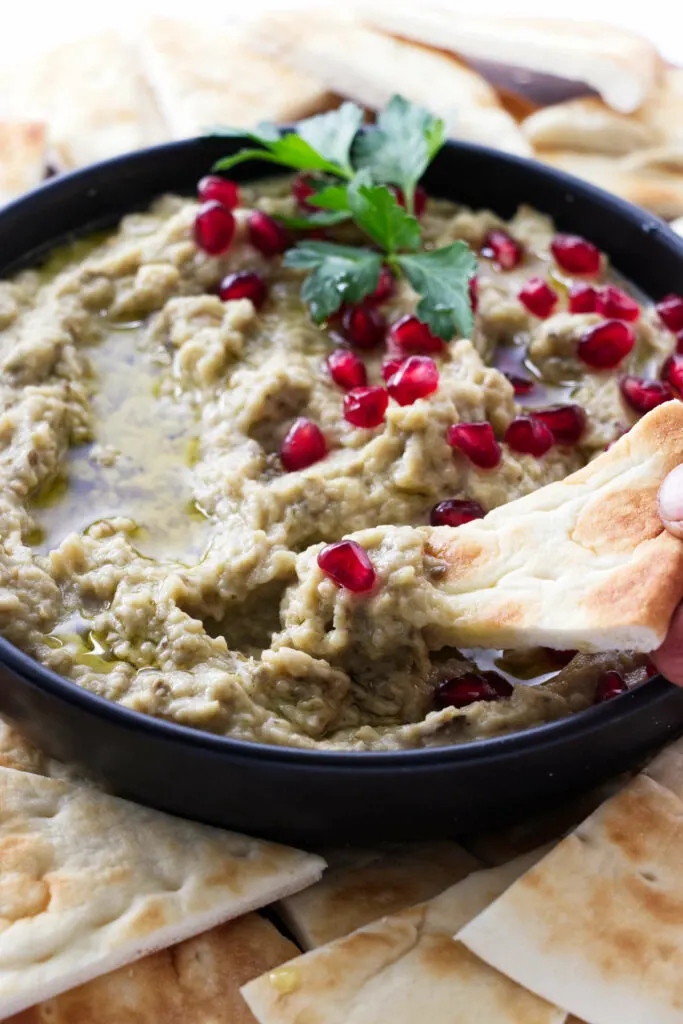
(0, 0, 682, 65)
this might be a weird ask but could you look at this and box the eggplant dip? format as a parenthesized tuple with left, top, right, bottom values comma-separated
(0, 100, 680, 751)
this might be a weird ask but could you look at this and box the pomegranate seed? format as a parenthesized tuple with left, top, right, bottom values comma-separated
(429, 498, 485, 527)
(469, 276, 479, 313)
(382, 356, 405, 382)
(595, 285, 640, 322)
(568, 282, 597, 314)
(504, 416, 554, 457)
(343, 386, 388, 428)
(218, 270, 267, 308)
(532, 405, 586, 445)
(388, 315, 443, 355)
(661, 356, 683, 396)
(280, 418, 327, 471)
(676, 330, 683, 355)
(390, 184, 427, 216)
(197, 175, 240, 210)
(327, 349, 367, 390)
(578, 319, 635, 369)
(317, 539, 376, 592)
(387, 355, 439, 406)
(620, 375, 672, 414)
(481, 229, 523, 271)
(447, 422, 502, 470)
(341, 305, 386, 349)
(436, 671, 513, 709)
(292, 172, 318, 209)
(656, 293, 683, 332)
(367, 266, 395, 304)
(518, 277, 558, 319)
(594, 670, 628, 704)
(248, 211, 290, 257)
(551, 234, 601, 275)
(504, 372, 535, 396)
(193, 201, 235, 256)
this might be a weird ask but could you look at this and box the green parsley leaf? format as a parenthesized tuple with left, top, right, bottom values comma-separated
(347, 174, 420, 254)
(397, 242, 478, 340)
(297, 103, 364, 178)
(306, 184, 350, 212)
(212, 132, 343, 176)
(283, 241, 382, 322)
(352, 95, 445, 213)
(273, 210, 350, 230)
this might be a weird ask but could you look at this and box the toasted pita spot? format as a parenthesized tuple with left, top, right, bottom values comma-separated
(571, 484, 662, 554)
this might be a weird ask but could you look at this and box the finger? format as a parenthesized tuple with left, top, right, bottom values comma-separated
(653, 604, 683, 686)
(658, 464, 683, 539)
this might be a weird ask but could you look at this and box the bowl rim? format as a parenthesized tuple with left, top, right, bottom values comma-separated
(1, 134, 682, 769)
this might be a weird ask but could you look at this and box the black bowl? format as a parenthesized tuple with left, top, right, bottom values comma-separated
(1, 136, 683, 847)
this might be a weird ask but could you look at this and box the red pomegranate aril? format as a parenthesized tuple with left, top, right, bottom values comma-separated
(429, 498, 485, 528)
(343, 386, 389, 428)
(368, 266, 395, 304)
(387, 355, 439, 406)
(248, 211, 290, 257)
(218, 270, 267, 308)
(594, 670, 628, 704)
(568, 282, 597, 314)
(469, 276, 479, 313)
(436, 671, 512, 710)
(551, 234, 601, 275)
(481, 229, 523, 270)
(341, 305, 386, 349)
(447, 422, 502, 470)
(662, 355, 683, 396)
(388, 315, 443, 355)
(390, 184, 427, 216)
(197, 175, 240, 210)
(382, 356, 405, 382)
(595, 285, 640, 322)
(656, 293, 683, 332)
(504, 372, 535, 396)
(193, 201, 235, 256)
(280, 418, 327, 471)
(518, 277, 558, 319)
(676, 330, 683, 355)
(317, 540, 376, 592)
(292, 172, 318, 209)
(532, 405, 586, 445)
(620, 375, 672, 414)
(327, 350, 367, 390)
(504, 416, 554, 457)
(578, 319, 635, 369)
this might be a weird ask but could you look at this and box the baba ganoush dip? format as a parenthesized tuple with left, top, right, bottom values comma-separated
(0, 176, 678, 751)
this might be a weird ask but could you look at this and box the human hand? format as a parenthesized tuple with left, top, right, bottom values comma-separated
(653, 465, 683, 684)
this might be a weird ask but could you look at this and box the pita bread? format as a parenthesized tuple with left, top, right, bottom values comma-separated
(278, 841, 480, 949)
(523, 98, 661, 155)
(423, 400, 683, 652)
(0, 122, 46, 204)
(138, 17, 334, 139)
(245, 12, 531, 156)
(459, 774, 683, 1024)
(242, 849, 564, 1024)
(1, 32, 166, 170)
(642, 733, 683, 802)
(0, 718, 48, 776)
(0, 765, 324, 1019)
(538, 149, 683, 219)
(358, 7, 662, 114)
(8, 912, 298, 1024)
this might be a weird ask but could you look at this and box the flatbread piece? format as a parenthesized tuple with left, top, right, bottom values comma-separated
(278, 841, 480, 949)
(8, 912, 298, 1023)
(139, 17, 335, 138)
(0, 123, 46, 205)
(0, 766, 324, 1018)
(243, 848, 563, 1024)
(459, 774, 683, 1024)
(424, 400, 683, 652)
(245, 12, 531, 156)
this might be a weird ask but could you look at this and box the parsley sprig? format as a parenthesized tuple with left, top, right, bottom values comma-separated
(211, 96, 477, 340)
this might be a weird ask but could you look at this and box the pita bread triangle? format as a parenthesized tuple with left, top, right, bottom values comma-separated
(242, 848, 565, 1024)
(0, 122, 46, 205)
(459, 772, 683, 1024)
(7, 912, 298, 1024)
(0, 765, 324, 1019)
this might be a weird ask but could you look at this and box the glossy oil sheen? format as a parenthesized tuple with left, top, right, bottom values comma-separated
(0, 137, 683, 845)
